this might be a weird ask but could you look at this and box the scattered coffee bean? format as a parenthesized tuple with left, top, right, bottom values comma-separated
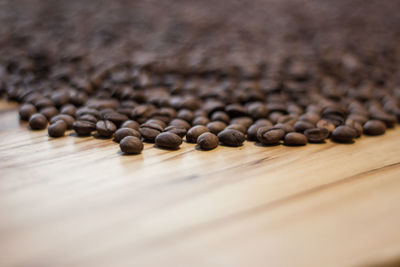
(48, 120, 67, 137)
(207, 121, 227, 135)
(50, 114, 75, 129)
(257, 127, 285, 145)
(169, 118, 191, 130)
(120, 120, 140, 131)
(19, 103, 37, 121)
(197, 132, 219, 150)
(284, 132, 307, 146)
(40, 106, 59, 120)
(294, 120, 314, 133)
(139, 122, 163, 142)
(186, 125, 210, 143)
(163, 126, 187, 138)
(331, 125, 358, 143)
(226, 124, 247, 134)
(304, 127, 330, 143)
(29, 113, 48, 130)
(114, 127, 141, 142)
(120, 136, 144, 154)
(192, 116, 210, 126)
(72, 120, 96, 136)
(155, 132, 182, 149)
(96, 120, 117, 138)
(363, 120, 386, 135)
(218, 129, 245, 147)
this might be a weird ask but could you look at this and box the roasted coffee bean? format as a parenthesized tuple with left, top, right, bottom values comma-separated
(277, 115, 297, 126)
(316, 119, 335, 133)
(331, 125, 358, 143)
(284, 132, 307, 146)
(155, 132, 182, 149)
(75, 107, 101, 119)
(19, 103, 37, 121)
(217, 129, 245, 147)
(35, 98, 55, 109)
(96, 120, 117, 138)
(50, 114, 75, 129)
(29, 113, 48, 130)
(197, 132, 219, 150)
(257, 127, 285, 145)
(370, 112, 397, 128)
(186, 125, 210, 143)
(211, 111, 230, 124)
(146, 119, 167, 129)
(230, 117, 253, 129)
(48, 120, 67, 137)
(51, 91, 69, 107)
(345, 119, 363, 137)
(163, 126, 187, 138)
(247, 102, 269, 119)
(304, 127, 330, 143)
(103, 112, 129, 127)
(72, 120, 96, 136)
(120, 136, 143, 154)
(298, 112, 320, 124)
(40, 106, 59, 120)
(247, 124, 272, 141)
(363, 120, 386, 135)
(192, 116, 210, 126)
(207, 121, 227, 135)
(294, 120, 314, 133)
(254, 119, 273, 127)
(226, 124, 247, 134)
(115, 127, 141, 142)
(78, 114, 98, 123)
(121, 120, 140, 130)
(139, 122, 163, 142)
(60, 104, 77, 117)
(169, 118, 191, 130)
(273, 123, 295, 134)
(177, 109, 194, 122)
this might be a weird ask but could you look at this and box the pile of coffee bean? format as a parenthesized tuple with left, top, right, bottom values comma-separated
(0, 0, 400, 155)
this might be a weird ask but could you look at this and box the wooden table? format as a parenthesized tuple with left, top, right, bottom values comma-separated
(1, 101, 400, 267)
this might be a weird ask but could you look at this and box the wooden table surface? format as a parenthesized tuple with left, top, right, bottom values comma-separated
(1, 101, 400, 267)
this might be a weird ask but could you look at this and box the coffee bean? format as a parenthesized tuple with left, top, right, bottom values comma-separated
(363, 120, 386, 135)
(29, 113, 48, 130)
(186, 125, 210, 143)
(247, 124, 268, 141)
(345, 119, 363, 137)
(331, 125, 358, 143)
(139, 122, 163, 142)
(207, 121, 227, 135)
(226, 124, 247, 134)
(48, 120, 67, 137)
(230, 117, 253, 129)
(120, 120, 140, 130)
(211, 111, 230, 124)
(217, 129, 245, 147)
(96, 120, 117, 138)
(60, 104, 77, 117)
(155, 132, 182, 149)
(146, 119, 167, 129)
(120, 136, 143, 154)
(177, 109, 194, 122)
(35, 98, 55, 109)
(50, 114, 75, 129)
(294, 120, 314, 133)
(304, 127, 330, 143)
(72, 120, 96, 136)
(257, 127, 285, 145)
(370, 112, 397, 128)
(163, 126, 187, 138)
(192, 116, 210, 126)
(284, 132, 307, 146)
(40, 106, 59, 120)
(254, 119, 273, 127)
(197, 132, 219, 150)
(169, 118, 191, 130)
(19, 103, 37, 121)
(316, 119, 335, 133)
(273, 123, 295, 134)
(78, 114, 98, 123)
(247, 102, 269, 119)
(115, 127, 141, 142)
(102, 112, 129, 127)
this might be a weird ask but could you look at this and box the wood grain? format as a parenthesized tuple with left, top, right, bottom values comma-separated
(0, 100, 400, 267)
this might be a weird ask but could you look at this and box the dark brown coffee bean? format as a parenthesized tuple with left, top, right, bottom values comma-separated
(177, 109, 194, 122)
(254, 119, 273, 126)
(192, 116, 210, 126)
(51, 91, 69, 107)
(121, 120, 140, 130)
(304, 127, 330, 143)
(48, 120, 67, 138)
(19, 103, 37, 121)
(247, 102, 269, 119)
(120, 136, 143, 154)
(197, 132, 219, 150)
(225, 104, 248, 117)
(230, 117, 253, 129)
(146, 119, 167, 129)
(331, 125, 358, 143)
(163, 126, 187, 138)
(155, 132, 182, 149)
(207, 121, 227, 135)
(277, 115, 297, 126)
(76, 107, 101, 119)
(35, 98, 55, 109)
(60, 104, 77, 117)
(29, 113, 48, 130)
(72, 120, 96, 136)
(370, 112, 397, 128)
(115, 127, 141, 142)
(50, 114, 75, 129)
(347, 114, 369, 125)
(257, 127, 285, 145)
(284, 132, 307, 146)
(218, 129, 245, 147)
(345, 119, 363, 137)
(40, 106, 59, 120)
(169, 118, 191, 130)
(102, 112, 129, 127)
(96, 120, 117, 138)
(363, 120, 386, 136)
(186, 125, 210, 143)
(269, 111, 284, 124)
(226, 124, 247, 134)
(211, 111, 230, 124)
(294, 120, 314, 133)
(139, 122, 163, 142)
(273, 123, 294, 134)
(316, 119, 335, 133)
(298, 112, 320, 124)
(78, 114, 98, 123)
(247, 124, 271, 141)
